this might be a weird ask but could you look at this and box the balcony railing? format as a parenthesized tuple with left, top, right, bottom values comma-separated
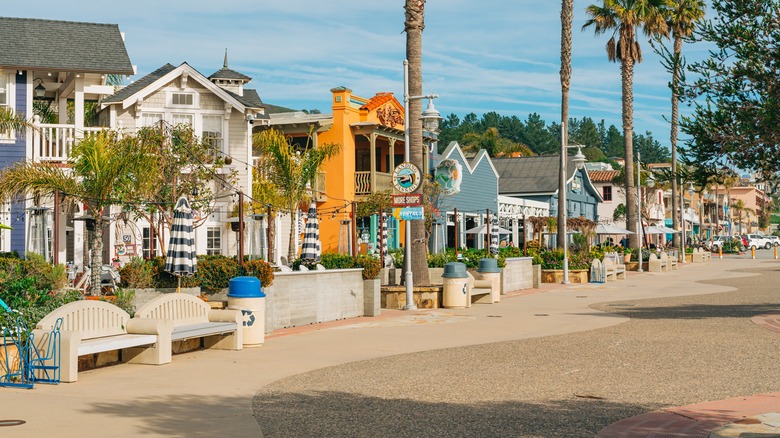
(32, 124, 103, 162)
(354, 171, 392, 195)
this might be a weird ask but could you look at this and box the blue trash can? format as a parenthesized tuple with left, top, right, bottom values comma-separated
(227, 277, 266, 346)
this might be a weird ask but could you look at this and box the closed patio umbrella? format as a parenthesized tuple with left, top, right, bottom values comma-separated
(645, 225, 680, 234)
(489, 216, 499, 255)
(595, 224, 634, 235)
(301, 202, 321, 262)
(165, 196, 197, 293)
(377, 211, 388, 260)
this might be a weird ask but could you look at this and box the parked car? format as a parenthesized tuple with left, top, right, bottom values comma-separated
(710, 235, 731, 251)
(743, 233, 773, 250)
(768, 236, 780, 247)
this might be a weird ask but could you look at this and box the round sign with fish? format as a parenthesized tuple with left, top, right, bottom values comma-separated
(392, 162, 422, 194)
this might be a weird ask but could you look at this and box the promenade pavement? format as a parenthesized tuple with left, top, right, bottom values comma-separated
(1, 252, 779, 437)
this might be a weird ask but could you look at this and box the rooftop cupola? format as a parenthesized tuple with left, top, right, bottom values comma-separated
(208, 48, 252, 96)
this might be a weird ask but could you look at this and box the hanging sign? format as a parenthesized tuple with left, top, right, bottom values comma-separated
(434, 159, 463, 195)
(392, 162, 422, 194)
(392, 194, 423, 207)
(393, 207, 424, 221)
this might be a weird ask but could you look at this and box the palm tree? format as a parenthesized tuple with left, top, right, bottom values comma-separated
(583, 0, 669, 247)
(404, 0, 430, 286)
(559, 0, 574, 250)
(0, 107, 33, 134)
(252, 129, 339, 263)
(0, 131, 156, 295)
(665, 0, 706, 247)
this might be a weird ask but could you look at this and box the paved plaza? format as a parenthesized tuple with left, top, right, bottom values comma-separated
(2, 252, 780, 437)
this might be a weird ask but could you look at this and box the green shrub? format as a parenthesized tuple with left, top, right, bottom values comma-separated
(110, 288, 136, 317)
(119, 257, 155, 289)
(0, 254, 68, 309)
(355, 255, 381, 280)
(319, 253, 356, 269)
(195, 255, 241, 291)
(241, 259, 275, 287)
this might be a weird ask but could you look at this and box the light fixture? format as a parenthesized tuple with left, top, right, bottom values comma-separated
(647, 173, 656, 188)
(688, 182, 695, 195)
(34, 78, 46, 98)
(572, 146, 586, 170)
(420, 98, 442, 133)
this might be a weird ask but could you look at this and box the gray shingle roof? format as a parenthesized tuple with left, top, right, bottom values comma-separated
(493, 155, 579, 194)
(208, 67, 251, 81)
(0, 17, 134, 74)
(102, 63, 176, 104)
(224, 88, 265, 111)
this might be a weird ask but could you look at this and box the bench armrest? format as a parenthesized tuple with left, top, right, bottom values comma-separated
(208, 309, 242, 324)
(127, 318, 172, 336)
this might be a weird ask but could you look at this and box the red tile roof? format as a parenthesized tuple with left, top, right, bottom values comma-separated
(361, 93, 397, 111)
(588, 170, 619, 182)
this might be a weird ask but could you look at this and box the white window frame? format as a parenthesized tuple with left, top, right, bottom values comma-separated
(141, 112, 164, 128)
(172, 113, 194, 127)
(202, 114, 224, 157)
(206, 226, 222, 255)
(0, 71, 17, 142)
(167, 91, 197, 108)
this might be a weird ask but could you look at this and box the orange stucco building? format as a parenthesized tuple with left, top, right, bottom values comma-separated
(259, 87, 428, 255)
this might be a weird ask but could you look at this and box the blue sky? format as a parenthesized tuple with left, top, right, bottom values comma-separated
(5, 1, 712, 147)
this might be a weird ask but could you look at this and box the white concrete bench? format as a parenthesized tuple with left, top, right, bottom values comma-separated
(34, 300, 171, 383)
(697, 247, 711, 262)
(659, 252, 674, 271)
(466, 272, 494, 306)
(666, 251, 678, 270)
(604, 252, 626, 279)
(648, 253, 667, 272)
(134, 294, 243, 351)
(603, 257, 617, 281)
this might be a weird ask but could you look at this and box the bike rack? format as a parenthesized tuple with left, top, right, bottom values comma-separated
(1, 316, 62, 388)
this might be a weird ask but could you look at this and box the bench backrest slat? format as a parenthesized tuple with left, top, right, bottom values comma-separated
(36, 300, 130, 339)
(135, 294, 210, 327)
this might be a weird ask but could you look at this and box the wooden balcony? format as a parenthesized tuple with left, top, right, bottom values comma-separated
(32, 123, 103, 162)
(354, 171, 392, 196)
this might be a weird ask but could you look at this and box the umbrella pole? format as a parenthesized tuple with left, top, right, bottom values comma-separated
(177, 276, 181, 294)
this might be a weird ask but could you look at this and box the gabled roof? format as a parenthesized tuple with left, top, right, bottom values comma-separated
(101, 62, 249, 112)
(495, 154, 603, 201)
(0, 17, 133, 74)
(224, 88, 265, 111)
(102, 64, 176, 104)
(360, 93, 398, 112)
(440, 141, 499, 180)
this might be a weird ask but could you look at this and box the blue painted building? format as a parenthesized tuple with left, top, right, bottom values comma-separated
(430, 142, 500, 253)
(0, 17, 134, 258)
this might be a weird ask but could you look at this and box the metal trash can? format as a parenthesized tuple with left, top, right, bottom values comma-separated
(227, 276, 266, 347)
(442, 262, 469, 309)
(477, 258, 501, 303)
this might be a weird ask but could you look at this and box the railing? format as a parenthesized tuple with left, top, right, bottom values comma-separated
(354, 171, 392, 195)
(33, 124, 104, 162)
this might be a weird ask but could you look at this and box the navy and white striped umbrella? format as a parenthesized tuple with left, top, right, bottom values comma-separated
(377, 211, 389, 260)
(165, 197, 197, 288)
(489, 216, 499, 255)
(300, 202, 321, 262)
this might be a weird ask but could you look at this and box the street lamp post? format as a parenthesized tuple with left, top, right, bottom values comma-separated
(635, 153, 654, 273)
(680, 176, 687, 263)
(559, 122, 587, 284)
(402, 59, 441, 310)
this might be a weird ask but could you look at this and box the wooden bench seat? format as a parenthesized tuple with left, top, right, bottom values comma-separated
(134, 294, 243, 351)
(34, 300, 171, 383)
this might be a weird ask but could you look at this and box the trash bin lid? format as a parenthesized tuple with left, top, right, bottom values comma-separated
(227, 276, 265, 298)
(442, 262, 468, 278)
(477, 258, 500, 273)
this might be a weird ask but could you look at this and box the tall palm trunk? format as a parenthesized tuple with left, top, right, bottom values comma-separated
(405, 0, 430, 286)
(670, 34, 682, 247)
(88, 204, 104, 296)
(288, 207, 297, 263)
(558, 0, 573, 249)
(621, 49, 637, 247)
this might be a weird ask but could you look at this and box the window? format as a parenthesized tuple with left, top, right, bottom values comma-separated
(603, 185, 612, 202)
(171, 93, 194, 106)
(206, 227, 222, 255)
(141, 112, 164, 127)
(202, 115, 223, 157)
(0, 72, 15, 140)
(172, 113, 193, 127)
(142, 228, 151, 259)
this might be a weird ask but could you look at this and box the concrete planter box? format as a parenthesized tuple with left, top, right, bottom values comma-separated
(264, 269, 366, 332)
(541, 269, 589, 284)
(364, 279, 381, 317)
(502, 257, 534, 293)
(624, 262, 648, 271)
(532, 264, 541, 288)
(381, 286, 443, 309)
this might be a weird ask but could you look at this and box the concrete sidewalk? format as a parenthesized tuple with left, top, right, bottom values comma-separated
(0, 257, 769, 437)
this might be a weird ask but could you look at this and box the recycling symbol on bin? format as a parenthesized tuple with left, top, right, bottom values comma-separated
(242, 310, 255, 327)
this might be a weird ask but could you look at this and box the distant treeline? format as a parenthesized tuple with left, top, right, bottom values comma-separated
(437, 111, 671, 165)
